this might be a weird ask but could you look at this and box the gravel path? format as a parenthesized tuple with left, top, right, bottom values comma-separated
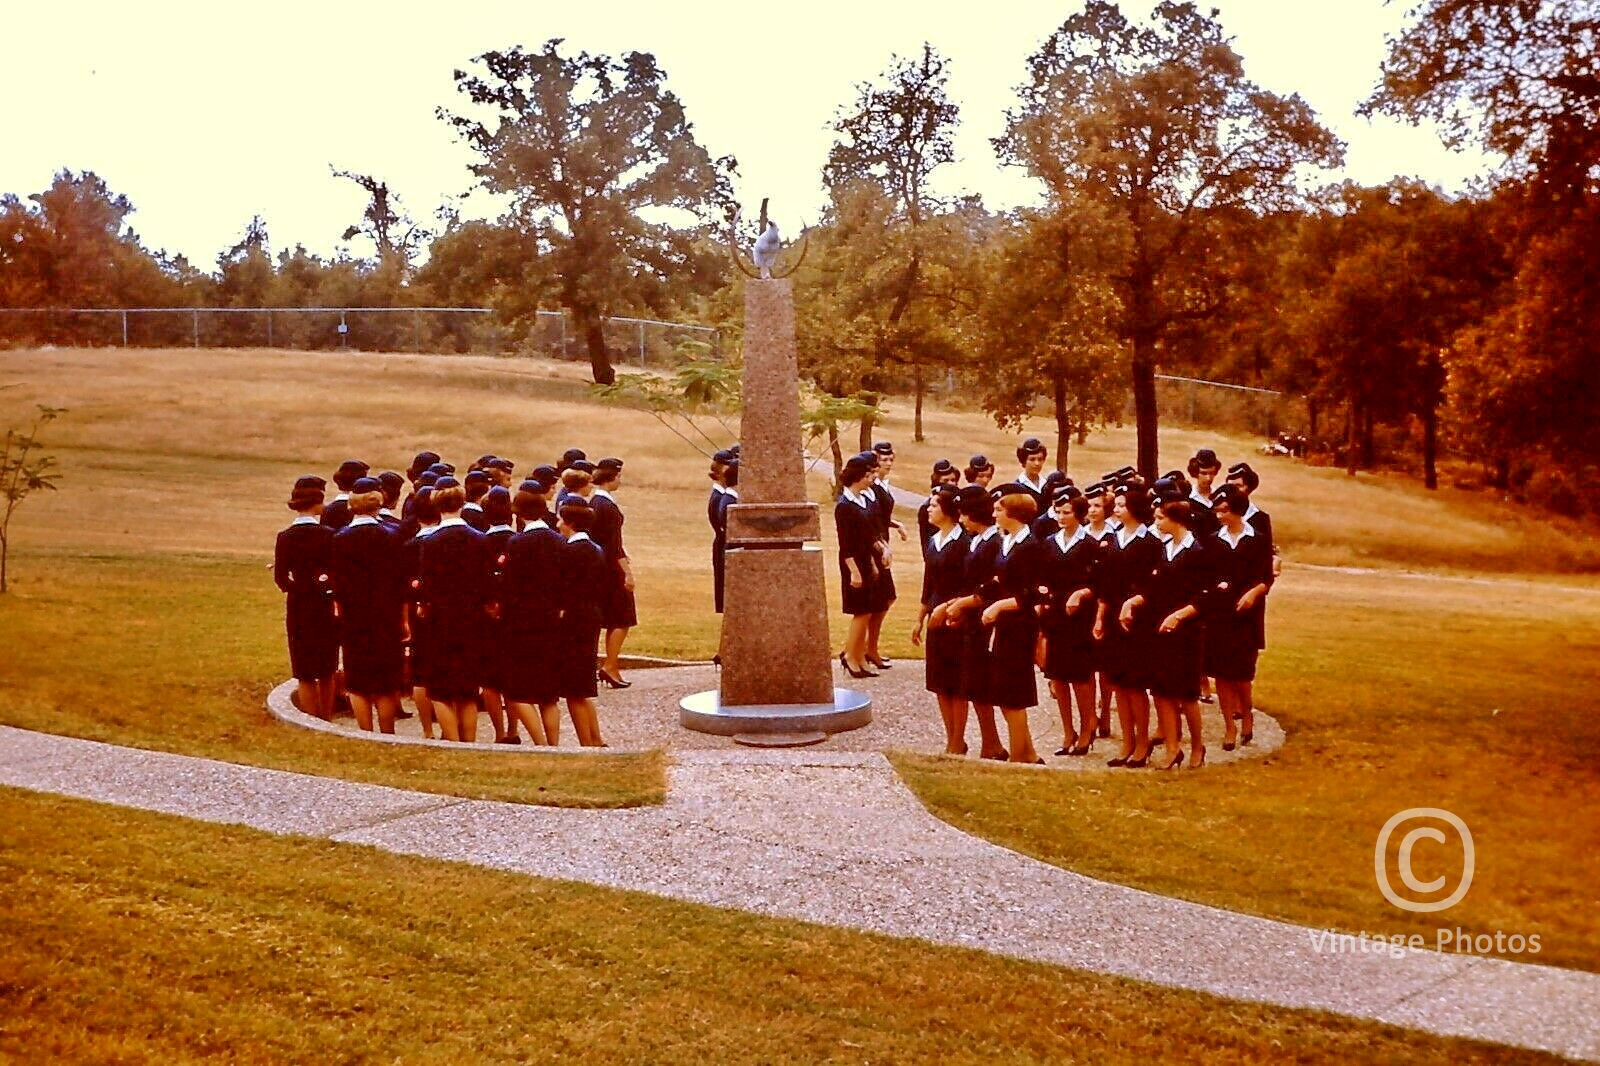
(2, 724, 1595, 1061)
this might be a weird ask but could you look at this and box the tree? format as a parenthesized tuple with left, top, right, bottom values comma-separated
(819, 44, 966, 444)
(997, 1, 1344, 477)
(332, 168, 432, 276)
(976, 202, 1126, 476)
(441, 40, 735, 385)
(1, 405, 64, 593)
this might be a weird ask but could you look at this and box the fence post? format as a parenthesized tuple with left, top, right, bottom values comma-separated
(266, 310, 273, 348)
(414, 310, 421, 353)
(121, 310, 128, 348)
(559, 313, 566, 358)
(192, 309, 200, 348)
(638, 320, 646, 367)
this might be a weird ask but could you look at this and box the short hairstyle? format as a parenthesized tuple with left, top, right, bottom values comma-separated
(958, 489, 995, 526)
(933, 486, 962, 522)
(349, 490, 383, 517)
(724, 462, 739, 487)
(1159, 498, 1197, 529)
(841, 454, 876, 487)
(1118, 485, 1154, 526)
(560, 468, 593, 493)
(410, 486, 439, 526)
(1228, 465, 1261, 492)
(482, 486, 512, 526)
(1055, 493, 1089, 522)
(559, 501, 595, 532)
(513, 488, 549, 522)
(593, 464, 620, 487)
(1211, 484, 1249, 514)
(378, 472, 404, 509)
(997, 492, 1039, 523)
(1016, 437, 1047, 464)
(432, 485, 466, 514)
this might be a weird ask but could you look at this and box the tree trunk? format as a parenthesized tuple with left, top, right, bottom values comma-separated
(1492, 453, 1510, 491)
(1131, 337, 1159, 480)
(913, 363, 925, 443)
(1308, 395, 1319, 443)
(857, 393, 879, 452)
(1345, 397, 1358, 477)
(1361, 407, 1375, 469)
(1422, 402, 1438, 490)
(1053, 371, 1070, 476)
(573, 304, 615, 385)
(827, 423, 844, 488)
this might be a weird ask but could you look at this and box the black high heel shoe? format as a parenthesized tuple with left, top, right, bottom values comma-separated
(1158, 749, 1185, 771)
(866, 655, 894, 670)
(597, 669, 632, 689)
(838, 652, 877, 679)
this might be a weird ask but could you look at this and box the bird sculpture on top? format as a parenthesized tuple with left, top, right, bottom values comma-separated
(728, 197, 809, 281)
(752, 221, 783, 279)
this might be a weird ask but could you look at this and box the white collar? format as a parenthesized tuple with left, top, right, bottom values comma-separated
(932, 527, 962, 551)
(1218, 522, 1255, 547)
(592, 488, 614, 501)
(1107, 516, 1123, 530)
(1115, 524, 1149, 548)
(1054, 525, 1087, 551)
(291, 515, 319, 526)
(568, 531, 593, 544)
(379, 508, 398, 519)
(438, 515, 469, 528)
(1189, 488, 1212, 507)
(1164, 531, 1197, 560)
(1018, 471, 1046, 490)
(973, 525, 999, 543)
(487, 523, 514, 533)
(463, 501, 483, 511)
(724, 487, 739, 500)
(348, 515, 379, 527)
(1243, 501, 1260, 520)
(332, 493, 350, 503)
(842, 487, 871, 508)
(414, 524, 440, 538)
(1001, 524, 1031, 555)
(712, 483, 729, 495)
(525, 519, 551, 531)
(878, 477, 894, 492)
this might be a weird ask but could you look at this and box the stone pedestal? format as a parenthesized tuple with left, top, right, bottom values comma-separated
(680, 277, 870, 739)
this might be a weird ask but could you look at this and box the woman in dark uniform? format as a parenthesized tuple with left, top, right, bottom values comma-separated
(977, 488, 1047, 764)
(331, 478, 405, 733)
(1083, 484, 1117, 738)
(834, 453, 882, 678)
(916, 459, 961, 547)
(555, 501, 608, 746)
(912, 486, 969, 754)
(1097, 484, 1161, 766)
(1207, 484, 1272, 748)
(479, 486, 517, 743)
(941, 485, 1008, 761)
(707, 449, 735, 613)
(591, 458, 637, 689)
(498, 486, 562, 746)
(1039, 485, 1101, 755)
(1121, 498, 1214, 770)
(275, 475, 338, 721)
(402, 485, 442, 739)
(865, 444, 906, 670)
(416, 477, 490, 742)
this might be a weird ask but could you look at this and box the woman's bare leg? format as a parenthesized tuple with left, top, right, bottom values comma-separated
(457, 699, 478, 744)
(296, 680, 326, 720)
(540, 702, 562, 746)
(507, 701, 548, 745)
(974, 703, 1005, 759)
(1049, 680, 1077, 753)
(1154, 696, 1182, 769)
(375, 694, 398, 735)
(348, 693, 373, 732)
(603, 627, 630, 679)
(1072, 680, 1097, 747)
(481, 689, 508, 741)
(844, 615, 872, 671)
(1001, 707, 1041, 764)
(432, 697, 460, 742)
(412, 686, 437, 739)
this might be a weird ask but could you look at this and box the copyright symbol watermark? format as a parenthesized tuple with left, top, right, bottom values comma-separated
(1374, 808, 1474, 913)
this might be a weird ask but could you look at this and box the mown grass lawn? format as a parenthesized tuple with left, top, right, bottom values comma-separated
(0, 788, 1567, 1066)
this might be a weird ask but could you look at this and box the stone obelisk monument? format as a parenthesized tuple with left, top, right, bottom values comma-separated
(680, 224, 871, 742)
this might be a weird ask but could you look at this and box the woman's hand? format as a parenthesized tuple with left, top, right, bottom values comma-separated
(1092, 617, 1104, 640)
(1066, 589, 1090, 615)
(930, 603, 949, 629)
(850, 572, 864, 589)
(980, 603, 1002, 627)
(1237, 587, 1261, 612)
(1159, 609, 1187, 633)
(911, 622, 924, 647)
(1118, 601, 1135, 633)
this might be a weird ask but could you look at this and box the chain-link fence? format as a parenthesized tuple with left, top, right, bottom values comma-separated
(0, 306, 505, 354)
(522, 310, 721, 369)
(1152, 373, 1304, 442)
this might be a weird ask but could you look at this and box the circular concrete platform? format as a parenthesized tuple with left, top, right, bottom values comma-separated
(678, 687, 872, 737)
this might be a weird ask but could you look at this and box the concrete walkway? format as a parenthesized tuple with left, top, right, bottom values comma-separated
(1, 726, 1594, 1061)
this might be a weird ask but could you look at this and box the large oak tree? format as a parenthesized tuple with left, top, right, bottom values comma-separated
(442, 40, 734, 384)
(997, 1, 1342, 477)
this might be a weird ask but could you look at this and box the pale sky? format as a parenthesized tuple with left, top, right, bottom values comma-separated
(1, 0, 1491, 268)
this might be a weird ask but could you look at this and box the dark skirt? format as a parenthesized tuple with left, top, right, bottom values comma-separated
(602, 579, 638, 629)
(923, 623, 964, 696)
(479, 615, 506, 692)
(1100, 617, 1154, 691)
(987, 615, 1039, 709)
(415, 606, 482, 702)
(501, 615, 560, 704)
(869, 566, 897, 612)
(341, 611, 405, 697)
(957, 619, 995, 705)
(558, 620, 601, 700)
(286, 599, 338, 681)
(1149, 623, 1205, 700)
(1042, 612, 1095, 684)
(1204, 613, 1261, 682)
(839, 563, 879, 616)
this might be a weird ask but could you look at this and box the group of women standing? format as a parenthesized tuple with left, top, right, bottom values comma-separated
(273, 448, 636, 747)
(836, 440, 1275, 769)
